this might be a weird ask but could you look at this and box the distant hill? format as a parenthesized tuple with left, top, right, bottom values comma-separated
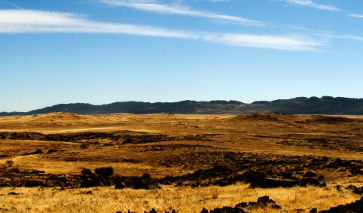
(0, 96, 362, 116)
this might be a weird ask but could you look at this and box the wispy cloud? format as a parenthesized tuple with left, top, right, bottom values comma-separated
(282, 0, 341, 12)
(315, 33, 363, 41)
(207, 0, 230, 2)
(205, 33, 323, 51)
(0, 9, 197, 38)
(287, 24, 363, 43)
(349, 14, 363, 18)
(101, 0, 260, 25)
(0, 9, 323, 51)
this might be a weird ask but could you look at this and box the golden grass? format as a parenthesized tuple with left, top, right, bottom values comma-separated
(0, 113, 362, 212)
(0, 183, 361, 213)
(0, 155, 155, 175)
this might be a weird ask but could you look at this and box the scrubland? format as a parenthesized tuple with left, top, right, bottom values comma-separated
(0, 112, 362, 212)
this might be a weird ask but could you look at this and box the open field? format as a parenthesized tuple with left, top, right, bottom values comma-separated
(0, 112, 362, 212)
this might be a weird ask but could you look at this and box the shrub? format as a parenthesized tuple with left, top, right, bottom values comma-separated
(141, 173, 151, 179)
(25, 180, 44, 187)
(33, 149, 43, 154)
(211, 189, 219, 199)
(94, 167, 114, 178)
(81, 168, 93, 176)
(80, 167, 114, 187)
(80, 142, 90, 149)
(47, 149, 57, 154)
(114, 173, 160, 190)
(80, 168, 97, 188)
(6, 160, 14, 167)
(9, 168, 20, 173)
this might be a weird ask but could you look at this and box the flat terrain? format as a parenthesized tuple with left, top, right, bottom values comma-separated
(0, 112, 362, 212)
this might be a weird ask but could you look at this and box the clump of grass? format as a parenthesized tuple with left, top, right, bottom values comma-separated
(211, 189, 219, 199)
(6, 160, 14, 167)
(80, 142, 90, 149)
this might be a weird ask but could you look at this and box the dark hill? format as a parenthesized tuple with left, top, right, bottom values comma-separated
(1, 96, 362, 116)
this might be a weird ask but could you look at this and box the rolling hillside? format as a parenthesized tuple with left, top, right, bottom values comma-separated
(1, 96, 362, 116)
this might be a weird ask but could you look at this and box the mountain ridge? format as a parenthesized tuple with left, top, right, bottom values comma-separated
(1, 96, 362, 116)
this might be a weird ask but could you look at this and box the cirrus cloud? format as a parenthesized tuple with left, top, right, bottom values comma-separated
(0, 9, 323, 51)
(281, 0, 341, 12)
(101, 0, 261, 25)
(349, 14, 363, 19)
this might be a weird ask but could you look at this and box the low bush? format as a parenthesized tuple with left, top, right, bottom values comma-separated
(80, 142, 90, 149)
(80, 167, 114, 187)
(6, 160, 14, 167)
(95, 167, 114, 178)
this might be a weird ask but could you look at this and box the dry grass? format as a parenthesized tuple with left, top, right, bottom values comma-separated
(0, 113, 362, 212)
(0, 183, 361, 213)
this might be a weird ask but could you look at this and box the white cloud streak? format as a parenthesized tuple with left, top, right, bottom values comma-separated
(0, 9, 323, 51)
(315, 33, 363, 41)
(350, 14, 363, 18)
(101, 0, 260, 25)
(282, 0, 341, 11)
(0, 9, 197, 38)
(209, 0, 230, 2)
(205, 33, 322, 51)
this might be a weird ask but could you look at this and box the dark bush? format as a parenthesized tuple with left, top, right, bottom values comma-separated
(80, 168, 98, 187)
(320, 197, 363, 213)
(80, 167, 115, 187)
(95, 167, 114, 178)
(146, 209, 157, 213)
(310, 208, 317, 213)
(203, 196, 279, 212)
(208, 206, 247, 213)
(81, 168, 93, 176)
(81, 142, 90, 149)
(257, 196, 275, 207)
(303, 171, 317, 178)
(115, 173, 160, 190)
(6, 160, 14, 167)
(25, 180, 44, 187)
(201, 209, 209, 213)
(300, 178, 320, 186)
(235, 202, 247, 208)
(346, 185, 363, 195)
(141, 173, 151, 179)
(9, 168, 20, 173)
(271, 204, 281, 209)
(33, 149, 43, 154)
(47, 149, 57, 154)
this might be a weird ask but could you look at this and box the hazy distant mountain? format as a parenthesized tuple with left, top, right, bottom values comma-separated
(1, 96, 362, 116)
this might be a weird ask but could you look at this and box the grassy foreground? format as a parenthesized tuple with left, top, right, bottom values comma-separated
(0, 183, 361, 213)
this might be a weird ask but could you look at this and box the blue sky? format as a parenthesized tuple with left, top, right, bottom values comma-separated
(1, 0, 362, 111)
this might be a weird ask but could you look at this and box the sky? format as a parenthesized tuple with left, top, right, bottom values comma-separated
(1, 0, 362, 112)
